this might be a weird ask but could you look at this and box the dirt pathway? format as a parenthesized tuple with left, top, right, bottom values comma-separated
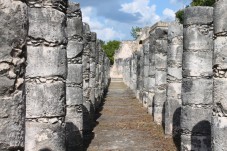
(86, 82, 178, 151)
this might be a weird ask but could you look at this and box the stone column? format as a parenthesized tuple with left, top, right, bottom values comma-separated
(165, 22, 183, 136)
(98, 49, 104, 104)
(143, 44, 150, 108)
(153, 28, 168, 125)
(212, 1, 227, 150)
(82, 22, 92, 139)
(65, 2, 83, 150)
(147, 33, 156, 115)
(89, 32, 97, 111)
(139, 48, 144, 102)
(95, 41, 100, 109)
(25, 0, 68, 150)
(181, 6, 213, 151)
(131, 53, 138, 92)
(136, 51, 142, 100)
(0, 0, 27, 150)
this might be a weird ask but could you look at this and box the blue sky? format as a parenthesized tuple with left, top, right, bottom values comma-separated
(73, 0, 191, 41)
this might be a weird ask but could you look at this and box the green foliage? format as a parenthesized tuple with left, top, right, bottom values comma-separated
(175, 9, 184, 24)
(175, 0, 215, 24)
(191, 0, 215, 6)
(102, 40, 120, 65)
(130, 26, 141, 40)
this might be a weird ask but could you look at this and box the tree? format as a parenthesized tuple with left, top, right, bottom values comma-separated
(130, 26, 141, 40)
(175, 9, 184, 24)
(176, 0, 215, 24)
(101, 40, 120, 65)
(191, 0, 215, 6)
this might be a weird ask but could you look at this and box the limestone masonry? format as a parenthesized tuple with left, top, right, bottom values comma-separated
(112, 2, 227, 151)
(1, 0, 227, 151)
(0, 1, 110, 151)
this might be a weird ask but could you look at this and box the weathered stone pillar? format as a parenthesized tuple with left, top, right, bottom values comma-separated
(65, 2, 83, 150)
(98, 49, 104, 104)
(82, 22, 93, 139)
(104, 55, 110, 92)
(212, 1, 227, 150)
(136, 51, 142, 100)
(181, 6, 213, 151)
(139, 48, 144, 102)
(131, 53, 138, 92)
(0, 0, 27, 150)
(153, 28, 168, 125)
(142, 44, 150, 108)
(95, 41, 100, 109)
(165, 22, 183, 136)
(147, 33, 156, 115)
(25, 0, 68, 150)
(89, 32, 97, 111)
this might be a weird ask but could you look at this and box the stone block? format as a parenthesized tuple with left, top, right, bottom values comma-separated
(155, 53, 167, 69)
(182, 78, 212, 105)
(214, 78, 227, 114)
(148, 77, 155, 90)
(214, 37, 227, 68)
(0, 0, 28, 62)
(153, 106, 163, 125)
(26, 45, 67, 78)
(168, 22, 183, 43)
(167, 83, 181, 99)
(184, 26, 213, 50)
(67, 41, 83, 59)
(212, 116, 227, 151)
(154, 89, 166, 106)
(214, 0, 227, 34)
(66, 106, 83, 131)
(155, 28, 168, 39)
(155, 39, 168, 54)
(167, 67, 182, 81)
(181, 106, 211, 134)
(28, 7, 66, 43)
(0, 91, 24, 149)
(25, 121, 65, 151)
(184, 6, 213, 25)
(66, 87, 83, 106)
(165, 98, 181, 135)
(144, 55, 149, 66)
(181, 135, 211, 151)
(167, 45, 183, 66)
(0, 76, 15, 96)
(26, 81, 65, 118)
(67, 64, 83, 84)
(144, 65, 149, 77)
(67, 17, 83, 37)
(155, 70, 167, 86)
(182, 51, 213, 77)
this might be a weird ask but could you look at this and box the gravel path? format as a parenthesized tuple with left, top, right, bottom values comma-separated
(86, 82, 178, 151)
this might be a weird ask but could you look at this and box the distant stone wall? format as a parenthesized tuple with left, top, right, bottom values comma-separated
(0, 1, 110, 151)
(116, 3, 227, 151)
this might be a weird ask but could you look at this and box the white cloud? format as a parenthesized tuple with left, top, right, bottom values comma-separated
(120, 0, 160, 26)
(162, 8, 175, 21)
(81, 6, 126, 41)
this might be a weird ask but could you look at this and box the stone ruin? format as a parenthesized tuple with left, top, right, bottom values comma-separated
(1, 0, 227, 151)
(0, 0, 110, 151)
(113, 2, 227, 151)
